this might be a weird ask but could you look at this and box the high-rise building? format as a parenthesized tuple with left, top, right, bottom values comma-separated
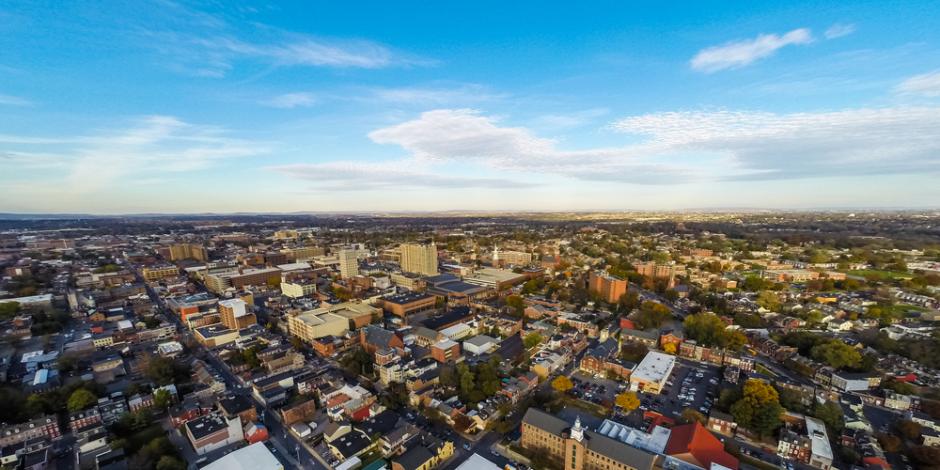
(338, 249, 359, 279)
(218, 298, 256, 330)
(400, 242, 438, 276)
(588, 271, 628, 304)
(161, 243, 207, 262)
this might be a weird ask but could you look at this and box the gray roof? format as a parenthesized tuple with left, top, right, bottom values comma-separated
(522, 408, 658, 470)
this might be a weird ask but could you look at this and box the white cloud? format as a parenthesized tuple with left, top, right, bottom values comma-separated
(0, 116, 269, 191)
(611, 107, 940, 179)
(371, 84, 503, 105)
(267, 160, 533, 190)
(690, 28, 813, 72)
(152, 30, 430, 77)
(263, 92, 316, 109)
(895, 70, 940, 97)
(535, 108, 610, 129)
(824, 23, 856, 39)
(0, 93, 32, 106)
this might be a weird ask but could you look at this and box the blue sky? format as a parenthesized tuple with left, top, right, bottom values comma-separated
(2, 0, 940, 213)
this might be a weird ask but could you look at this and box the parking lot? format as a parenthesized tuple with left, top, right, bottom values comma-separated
(571, 371, 621, 406)
(639, 361, 721, 420)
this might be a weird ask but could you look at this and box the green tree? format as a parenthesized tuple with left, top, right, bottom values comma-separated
(811, 401, 844, 432)
(634, 301, 670, 329)
(524, 333, 543, 349)
(146, 356, 178, 385)
(156, 456, 186, 470)
(505, 295, 526, 317)
(730, 379, 783, 437)
(67, 388, 98, 412)
(153, 389, 173, 410)
(756, 291, 781, 311)
(810, 340, 862, 370)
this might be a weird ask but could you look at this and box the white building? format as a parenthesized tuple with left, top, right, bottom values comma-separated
(203, 442, 282, 470)
(630, 351, 676, 394)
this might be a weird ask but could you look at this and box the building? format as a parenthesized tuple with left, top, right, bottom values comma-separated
(141, 265, 180, 281)
(520, 408, 660, 470)
(0, 417, 60, 447)
(184, 413, 244, 455)
(805, 417, 833, 470)
(431, 339, 460, 363)
(219, 299, 257, 330)
(381, 292, 437, 319)
(205, 267, 281, 294)
(339, 249, 360, 279)
(663, 421, 739, 470)
(633, 262, 677, 288)
(630, 351, 676, 394)
(161, 243, 207, 262)
(280, 279, 316, 299)
(204, 442, 282, 470)
(400, 243, 439, 276)
(589, 271, 628, 304)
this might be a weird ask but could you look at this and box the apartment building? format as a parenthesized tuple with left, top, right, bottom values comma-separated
(589, 271, 628, 304)
(400, 243, 439, 276)
(219, 298, 256, 330)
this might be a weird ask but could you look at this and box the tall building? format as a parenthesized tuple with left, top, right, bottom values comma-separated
(588, 271, 628, 304)
(400, 242, 438, 276)
(338, 249, 359, 279)
(218, 298, 256, 330)
(162, 243, 207, 262)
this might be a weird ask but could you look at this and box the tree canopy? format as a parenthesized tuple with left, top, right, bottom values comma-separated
(730, 379, 783, 437)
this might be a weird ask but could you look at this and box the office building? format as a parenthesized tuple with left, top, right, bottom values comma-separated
(219, 298, 256, 330)
(338, 249, 359, 279)
(400, 242, 439, 276)
(141, 265, 180, 281)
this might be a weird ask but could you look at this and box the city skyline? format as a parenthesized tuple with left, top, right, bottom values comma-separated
(3, 1, 940, 213)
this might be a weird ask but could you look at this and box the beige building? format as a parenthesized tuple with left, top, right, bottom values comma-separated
(288, 311, 350, 342)
(338, 249, 359, 279)
(142, 265, 180, 281)
(520, 409, 659, 470)
(162, 243, 207, 262)
(281, 280, 316, 298)
(400, 242, 439, 276)
(219, 298, 256, 330)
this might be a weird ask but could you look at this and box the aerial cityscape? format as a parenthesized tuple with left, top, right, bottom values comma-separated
(2, 2, 940, 470)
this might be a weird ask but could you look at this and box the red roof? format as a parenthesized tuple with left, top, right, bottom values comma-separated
(664, 422, 739, 470)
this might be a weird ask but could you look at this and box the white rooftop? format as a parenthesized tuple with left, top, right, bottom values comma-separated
(454, 453, 501, 470)
(203, 442, 282, 470)
(632, 351, 676, 383)
(805, 416, 833, 461)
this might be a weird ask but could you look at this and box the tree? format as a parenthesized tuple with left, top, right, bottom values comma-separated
(620, 341, 649, 363)
(615, 392, 640, 411)
(67, 388, 98, 412)
(811, 401, 844, 432)
(896, 420, 923, 440)
(679, 408, 707, 425)
(524, 333, 543, 349)
(156, 456, 186, 470)
(662, 342, 677, 354)
(634, 301, 671, 329)
(153, 389, 173, 410)
(683, 313, 746, 351)
(876, 433, 902, 453)
(730, 379, 783, 437)
(505, 295, 526, 317)
(810, 340, 862, 370)
(146, 356, 178, 385)
(551, 376, 573, 393)
(756, 291, 781, 312)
